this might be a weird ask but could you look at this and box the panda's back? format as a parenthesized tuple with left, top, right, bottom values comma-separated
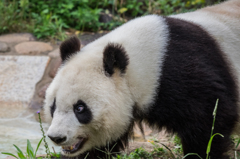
(171, 0, 240, 90)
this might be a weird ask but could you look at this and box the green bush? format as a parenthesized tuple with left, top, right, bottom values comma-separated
(0, 0, 33, 34)
(0, 0, 224, 40)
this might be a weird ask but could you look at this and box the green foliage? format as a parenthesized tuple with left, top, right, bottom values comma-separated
(0, 0, 225, 40)
(115, 145, 170, 159)
(173, 135, 183, 154)
(29, 0, 101, 31)
(0, 0, 33, 34)
(115, 147, 154, 159)
(1, 138, 43, 159)
(114, 0, 219, 17)
(50, 152, 61, 158)
(150, 0, 207, 15)
(32, 12, 67, 40)
(205, 99, 224, 159)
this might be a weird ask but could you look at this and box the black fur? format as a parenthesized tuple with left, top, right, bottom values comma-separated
(50, 98, 56, 118)
(73, 100, 92, 124)
(60, 36, 81, 62)
(138, 17, 238, 159)
(103, 43, 129, 76)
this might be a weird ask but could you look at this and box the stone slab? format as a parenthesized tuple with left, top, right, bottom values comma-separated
(0, 56, 50, 108)
(0, 42, 9, 52)
(48, 48, 60, 58)
(0, 33, 35, 43)
(15, 42, 53, 54)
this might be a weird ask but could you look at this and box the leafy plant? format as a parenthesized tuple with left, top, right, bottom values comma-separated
(37, 111, 51, 158)
(173, 135, 183, 154)
(1, 111, 56, 159)
(0, 0, 225, 40)
(115, 144, 171, 159)
(1, 138, 43, 159)
(32, 11, 67, 40)
(0, 0, 33, 34)
(205, 99, 224, 159)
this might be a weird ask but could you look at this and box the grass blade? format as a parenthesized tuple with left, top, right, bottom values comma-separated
(13, 144, 25, 158)
(35, 137, 43, 157)
(158, 142, 176, 159)
(27, 139, 34, 159)
(17, 152, 25, 159)
(1, 152, 18, 159)
(206, 133, 224, 155)
(84, 152, 89, 159)
(182, 153, 202, 159)
(110, 142, 118, 153)
(236, 138, 240, 148)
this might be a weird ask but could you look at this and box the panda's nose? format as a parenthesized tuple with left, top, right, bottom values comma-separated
(48, 135, 67, 144)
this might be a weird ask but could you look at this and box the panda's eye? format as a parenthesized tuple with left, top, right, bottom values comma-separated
(73, 100, 92, 124)
(75, 105, 84, 113)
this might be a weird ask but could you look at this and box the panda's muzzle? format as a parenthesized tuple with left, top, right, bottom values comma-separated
(62, 137, 87, 154)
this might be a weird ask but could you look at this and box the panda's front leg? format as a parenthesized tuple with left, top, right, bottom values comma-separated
(178, 125, 232, 159)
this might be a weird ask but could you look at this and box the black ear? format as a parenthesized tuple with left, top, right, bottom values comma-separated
(103, 43, 129, 76)
(60, 36, 81, 62)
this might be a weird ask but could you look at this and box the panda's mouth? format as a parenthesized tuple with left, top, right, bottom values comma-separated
(62, 137, 87, 154)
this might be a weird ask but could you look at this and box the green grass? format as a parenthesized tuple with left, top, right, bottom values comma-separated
(1, 138, 43, 159)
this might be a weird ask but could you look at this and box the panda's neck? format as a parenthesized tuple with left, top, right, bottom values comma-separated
(119, 16, 169, 111)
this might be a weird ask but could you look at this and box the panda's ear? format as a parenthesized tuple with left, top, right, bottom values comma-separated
(103, 43, 129, 76)
(60, 36, 81, 62)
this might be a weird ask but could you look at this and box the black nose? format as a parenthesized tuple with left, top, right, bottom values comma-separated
(48, 135, 66, 144)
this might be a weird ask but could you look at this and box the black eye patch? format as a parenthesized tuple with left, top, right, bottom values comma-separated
(73, 100, 92, 124)
(50, 98, 56, 118)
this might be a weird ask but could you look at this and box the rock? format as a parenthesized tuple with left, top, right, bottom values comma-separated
(0, 56, 50, 106)
(79, 32, 107, 46)
(15, 42, 53, 54)
(99, 12, 113, 23)
(29, 98, 44, 110)
(38, 83, 50, 98)
(49, 57, 62, 78)
(0, 33, 36, 43)
(48, 48, 60, 58)
(0, 42, 9, 52)
(4, 156, 14, 159)
(0, 102, 30, 118)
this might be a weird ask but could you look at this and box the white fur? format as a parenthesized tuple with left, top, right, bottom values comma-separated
(44, 15, 169, 157)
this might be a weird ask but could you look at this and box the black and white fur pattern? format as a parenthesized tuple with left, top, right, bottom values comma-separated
(44, 0, 240, 158)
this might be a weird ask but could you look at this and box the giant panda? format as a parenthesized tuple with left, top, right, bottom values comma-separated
(44, 0, 240, 159)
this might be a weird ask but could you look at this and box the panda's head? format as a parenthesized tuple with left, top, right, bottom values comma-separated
(44, 37, 134, 157)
